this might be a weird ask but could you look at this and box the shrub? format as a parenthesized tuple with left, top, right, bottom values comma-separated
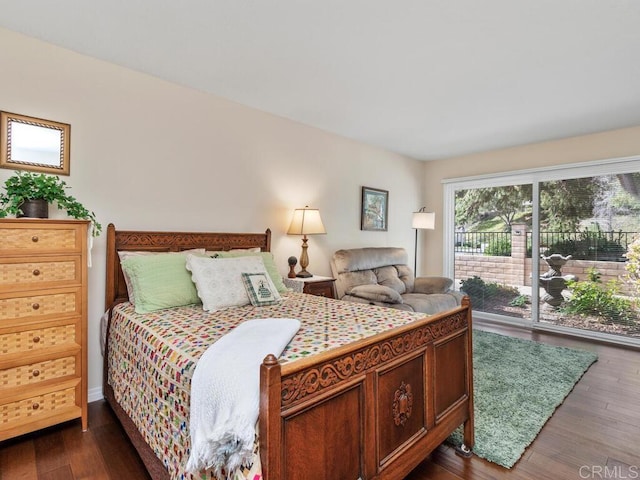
(561, 269, 635, 325)
(460, 275, 519, 309)
(625, 237, 640, 294)
(509, 294, 529, 308)
(484, 237, 511, 257)
(460, 276, 496, 304)
(536, 228, 626, 260)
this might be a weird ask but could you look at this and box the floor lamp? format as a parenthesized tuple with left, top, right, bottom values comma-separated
(412, 208, 435, 275)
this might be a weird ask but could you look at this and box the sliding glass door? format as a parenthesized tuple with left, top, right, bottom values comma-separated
(444, 157, 640, 345)
(536, 174, 640, 338)
(453, 184, 533, 323)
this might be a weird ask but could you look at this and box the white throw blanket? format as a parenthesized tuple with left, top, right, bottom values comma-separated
(186, 318, 300, 478)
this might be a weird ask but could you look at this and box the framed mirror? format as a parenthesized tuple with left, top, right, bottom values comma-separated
(0, 111, 70, 175)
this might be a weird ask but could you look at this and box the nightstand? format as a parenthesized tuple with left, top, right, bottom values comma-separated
(283, 275, 337, 299)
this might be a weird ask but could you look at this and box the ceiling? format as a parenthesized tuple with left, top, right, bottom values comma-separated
(1, 1, 640, 161)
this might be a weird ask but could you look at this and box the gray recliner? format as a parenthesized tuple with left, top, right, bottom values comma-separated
(330, 247, 463, 314)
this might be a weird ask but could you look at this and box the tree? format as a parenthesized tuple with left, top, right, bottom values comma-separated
(617, 173, 640, 200)
(456, 177, 602, 232)
(455, 185, 531, 231)
(539, 178, 599, 231)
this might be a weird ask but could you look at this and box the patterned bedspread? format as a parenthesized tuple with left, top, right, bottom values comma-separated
(106, 292, 425, 480)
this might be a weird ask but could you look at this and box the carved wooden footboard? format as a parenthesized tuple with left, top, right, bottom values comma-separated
(260, 298, 474, 480)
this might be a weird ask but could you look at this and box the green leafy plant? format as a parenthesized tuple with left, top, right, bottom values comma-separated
(625, 237, 640, 295)
(561, 269, 636, 325)
(534, 228, 627, 260)
(460, 275, 519, 310)
(460, 276, 497, 304)
(484, 237, 511, 257)
(0, 171, 101, 236)
(509, 294, 529, 308)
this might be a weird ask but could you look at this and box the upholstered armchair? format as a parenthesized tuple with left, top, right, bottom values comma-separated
(330, 247, 463, 315)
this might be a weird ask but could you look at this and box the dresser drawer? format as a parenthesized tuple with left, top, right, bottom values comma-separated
(0, 288, 81, 323)
(0, 384, 80, 440)
(304, 280, 336, 298)
(0, 224, 84, 255)
(1, 355, 77, 388)
(0, 323, 77, 355)
(0, 257, 82, 292)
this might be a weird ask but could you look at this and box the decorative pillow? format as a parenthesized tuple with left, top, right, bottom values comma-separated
(213, 251, 287, 293)
(348, 284, 404, 304)
(120, 253, 202, 314)
(118, 249, 205, 305)
(185, 254, 270, 312)
(241, 272, 282, 306)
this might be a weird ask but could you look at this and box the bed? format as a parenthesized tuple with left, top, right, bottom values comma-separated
(102, 224, 474, 480)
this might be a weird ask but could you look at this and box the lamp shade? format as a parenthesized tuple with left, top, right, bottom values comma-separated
(412, 211, 435, 230)
(287, 207, 326, 235)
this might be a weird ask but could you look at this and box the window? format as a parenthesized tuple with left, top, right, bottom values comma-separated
(444, 156, 640, 346)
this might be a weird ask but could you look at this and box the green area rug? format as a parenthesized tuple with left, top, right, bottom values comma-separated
(449, 329, 598, 468)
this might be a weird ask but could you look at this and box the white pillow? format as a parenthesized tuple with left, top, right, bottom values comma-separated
(185, 254, 269, 312)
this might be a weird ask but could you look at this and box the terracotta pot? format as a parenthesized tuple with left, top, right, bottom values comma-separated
(18, 199, 49, 218)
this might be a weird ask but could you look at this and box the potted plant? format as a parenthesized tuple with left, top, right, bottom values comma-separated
(0, 171, 102, 236)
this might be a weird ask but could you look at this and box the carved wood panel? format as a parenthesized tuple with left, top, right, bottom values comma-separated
(377, 355, 426, 463)
(434, 332, 468, 419)
(283, 384, 363, 480)
(115, 231, 270, 251)
(281, 311, 467, 407)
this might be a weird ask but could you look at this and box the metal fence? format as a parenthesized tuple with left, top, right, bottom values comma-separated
(454, 231, 511, 255)
(455, 230, 637, 260)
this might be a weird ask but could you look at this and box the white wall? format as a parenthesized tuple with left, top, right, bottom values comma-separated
(0, 28, 425, 397)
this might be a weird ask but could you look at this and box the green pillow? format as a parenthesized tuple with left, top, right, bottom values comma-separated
(121, 253, 201, 314)
(214, 251, 287, 293)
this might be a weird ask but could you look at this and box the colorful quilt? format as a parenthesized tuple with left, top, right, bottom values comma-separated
(107, 292, 425, 480)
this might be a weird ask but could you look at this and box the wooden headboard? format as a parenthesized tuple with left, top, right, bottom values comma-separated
(104, 223, 272, 308)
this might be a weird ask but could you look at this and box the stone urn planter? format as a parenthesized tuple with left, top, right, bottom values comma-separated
(539, 253, 577, 307)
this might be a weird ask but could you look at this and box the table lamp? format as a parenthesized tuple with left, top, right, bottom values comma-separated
(287, 206, 326, 278)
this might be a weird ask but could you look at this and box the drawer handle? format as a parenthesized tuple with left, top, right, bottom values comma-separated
(32, 369, 40, 377)
(32, 336, 41, 343)
(32, 303, 40, 310)
(32, 402, 40, 410)
(32, 269, 41, 276)
(32, 235, 39, 243)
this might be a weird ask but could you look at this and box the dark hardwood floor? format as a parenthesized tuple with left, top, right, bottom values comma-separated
(1, 322, 639, 480)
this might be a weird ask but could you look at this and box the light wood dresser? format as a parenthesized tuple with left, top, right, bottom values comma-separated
(0, 219, 88, 441)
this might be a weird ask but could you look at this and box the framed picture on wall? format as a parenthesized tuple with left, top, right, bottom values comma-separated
(361, 186, 388, 231)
